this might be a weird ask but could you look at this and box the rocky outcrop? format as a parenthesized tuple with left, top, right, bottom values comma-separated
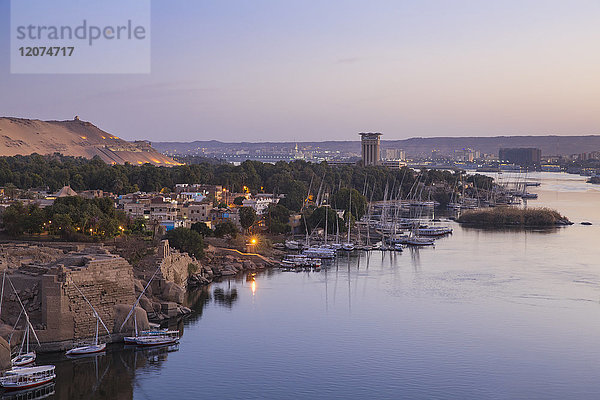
(161, 281, 185, 304)
(0, 337, 11, 371)
(113, 304, 149, 333)
(157, 241, 199, 289)
(188, 250, 278, 288)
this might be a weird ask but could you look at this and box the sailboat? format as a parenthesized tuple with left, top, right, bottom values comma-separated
(66, 282, 111, 355)
(12, 322, 36, 367)
(0, 277, 55, 392)
(7, 276, 40, 367)
(120, 266, 180, 346)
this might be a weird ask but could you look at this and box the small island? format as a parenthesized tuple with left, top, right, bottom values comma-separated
(457, 207, 571, 227)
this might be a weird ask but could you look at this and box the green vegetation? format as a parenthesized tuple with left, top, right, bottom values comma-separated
(265, 203, 291, 234)
(233, 196, 246, 205)
(0, 155, 492, 212)
(214, 221, 238, 238)
(164, 227, 204, 258)
(1, 197, 127, 239)
(239, 207, 257, 231)
(457, 207, 570, 227)
(302, 206, 346, 234)
(191, 222, 213, 237)
(331, 188, 367, 220)
(188, 262, 199, 276)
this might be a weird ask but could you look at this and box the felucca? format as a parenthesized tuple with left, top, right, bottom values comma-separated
(65, 282, 111, 355)
(120, 265, 179, 346)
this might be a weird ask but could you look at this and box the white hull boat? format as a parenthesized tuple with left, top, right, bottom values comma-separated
(64, 282, 111, 357)
(406, 237, 435, 246)
(11, 352, 36, 367)
(133, 336, 180, 346)
(66, 343, 106, 356)
(0, 365, 56, 391)
(342, 243, 355, 251)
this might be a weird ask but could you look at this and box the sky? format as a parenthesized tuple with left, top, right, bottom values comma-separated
(1, 0, 600, 142)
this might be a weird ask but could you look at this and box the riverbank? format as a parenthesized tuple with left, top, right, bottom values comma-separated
(188, 243, 281, 287)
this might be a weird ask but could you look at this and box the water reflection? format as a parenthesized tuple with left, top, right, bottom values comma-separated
(30, 344, 178, 399)
(13, 172, 600, 399)
(212, 287, 238, 308)
(1, 383, 55, 400)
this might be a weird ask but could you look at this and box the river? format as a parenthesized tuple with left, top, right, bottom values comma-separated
(26, 172, 600, 399)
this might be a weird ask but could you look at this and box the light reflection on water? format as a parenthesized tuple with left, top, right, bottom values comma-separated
(31, 173, 600, 399)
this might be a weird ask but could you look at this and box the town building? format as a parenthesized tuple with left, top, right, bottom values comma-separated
(180, 201, 212, 223)
(499, 148, 542, 166)
(242, 194, 280, 215)
(383, 148, 405, 161)
(210, 207, 240, 227)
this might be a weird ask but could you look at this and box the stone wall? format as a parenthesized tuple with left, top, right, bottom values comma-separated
(159, 251, 195, 288)
(157, 240, 198, 288)
(32, 254, 136, 348)
(63, 256, 136, 340)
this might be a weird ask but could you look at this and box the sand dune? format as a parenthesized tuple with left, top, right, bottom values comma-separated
(0, 117, 180, 166)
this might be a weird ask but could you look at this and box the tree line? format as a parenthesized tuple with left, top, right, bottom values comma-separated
(0, 154, 493, 212)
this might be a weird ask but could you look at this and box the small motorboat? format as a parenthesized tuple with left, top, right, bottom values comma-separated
(11, 352, 36, 367)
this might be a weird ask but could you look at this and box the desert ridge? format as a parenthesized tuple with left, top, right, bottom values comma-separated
(0, 117, 180, 166)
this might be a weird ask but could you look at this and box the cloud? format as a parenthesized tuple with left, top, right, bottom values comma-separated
(336, 57, 361, 64)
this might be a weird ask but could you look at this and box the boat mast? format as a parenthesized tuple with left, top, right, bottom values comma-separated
(71, 282, 111, 337)
(324, 200, 328, 245)
(7, 277, 40, 348)
(120, 263, 163, 333)
(0, 270, 5, 319)
(347, 190, 352, 244)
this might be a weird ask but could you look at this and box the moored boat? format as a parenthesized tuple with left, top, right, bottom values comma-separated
(414, 227, 453, 237)
(66, 343, 106, 356)
(341, 243, 355, 251)
(11, 352, 35, 367)
(6, 276, 40, 368)
(284, 240, 302, 250)
(120, 264, 182, 346)
(64, 282, 111, 356)
(0, 366, 56, 391)
(132, 334, 180, 346)
(406, 236, 435, 246)
(302, 247, 336, 259)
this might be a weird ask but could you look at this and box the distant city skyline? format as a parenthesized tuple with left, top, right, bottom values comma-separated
(1, 0, 600, 142)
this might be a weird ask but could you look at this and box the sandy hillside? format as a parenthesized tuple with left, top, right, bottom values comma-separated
(0, 117, 180, 166)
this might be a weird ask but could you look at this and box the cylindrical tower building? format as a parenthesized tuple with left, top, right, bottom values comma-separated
(359, 132, 382, 166)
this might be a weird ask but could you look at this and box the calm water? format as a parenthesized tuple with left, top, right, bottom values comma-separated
(30, 173, 600, 399)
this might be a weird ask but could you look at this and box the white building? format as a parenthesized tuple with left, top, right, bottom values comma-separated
(242, 195, 279, 215)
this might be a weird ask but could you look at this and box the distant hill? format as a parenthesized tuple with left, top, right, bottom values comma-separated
(380, 135, 600, 156)
(0, 117, 179, 166)
(154, 135, 600, 157)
